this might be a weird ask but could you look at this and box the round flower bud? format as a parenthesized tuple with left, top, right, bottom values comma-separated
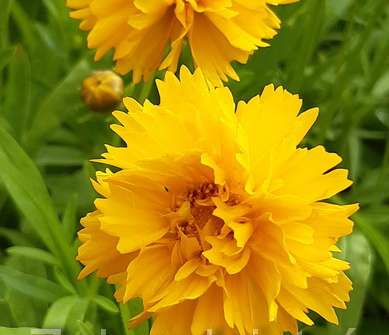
(81, 70, 124, 112)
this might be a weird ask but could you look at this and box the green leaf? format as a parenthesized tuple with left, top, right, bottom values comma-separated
(0, 328, 32, 335)
(27, 59, 91, 149)
(44, 296, 90, 334)
(286, 0, 326, 91)
(0, 265, 68, 303)
(94, 295, 119, 314)
(0, 125, 59, 251)
(327, 0, 354, 21)
(356, 213, 389, 276)
(10, 1, 38, 50)
(3, 257, 49, 325)
(43, 296, 80, 329)
(327, 232, 373, 334)
(0, 281, 14, 327)
(66, 298, 89, 334)
(121, 299, 150, 335)
(41, 0, 63, 21)
(0, 298, 13, 327)
(63, 193, 79, 243)
(6, 246, 58, 266)
(0, 47, 15, 73)
(348, 130, 361, 180)
(36, 145, 86, 167)
(53, 268, 77, 295)
(2, 45, 31, 140)
(46, 164, 95, 215)
(76, 321, 95, 335)
(5, 288, 46, 327)
(0, 0, 11, 48)
(372, 71, 389, 100)
(0, 228, 34, 247)
(0, 125, 80, 284)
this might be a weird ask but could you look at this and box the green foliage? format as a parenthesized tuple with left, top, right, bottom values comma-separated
(325, 233, 373, 335)
(0, 265, 68, 302)
(0, 328, 32, 335)
(0, 0, 388, 334)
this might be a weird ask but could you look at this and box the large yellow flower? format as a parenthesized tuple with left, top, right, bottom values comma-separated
(78, 67, 358, 335)
(67, 0, 298, 86)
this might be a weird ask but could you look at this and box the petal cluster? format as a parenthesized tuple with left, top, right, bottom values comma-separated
(67, 0, 298, 86)
(77, 67, 358, 335)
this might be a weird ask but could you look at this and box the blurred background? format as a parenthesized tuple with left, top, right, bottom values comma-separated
(0, 0, 388, 334)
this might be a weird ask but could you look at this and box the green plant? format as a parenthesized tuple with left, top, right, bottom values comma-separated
(0, 0, 388, 334)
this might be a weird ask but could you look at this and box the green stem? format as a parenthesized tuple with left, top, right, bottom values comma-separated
(119, 303, 134, 335)
(377, 130, 389, 190)
(138, 74, 155, 104)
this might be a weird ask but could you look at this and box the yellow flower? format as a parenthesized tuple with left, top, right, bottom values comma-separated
(67, 0, 298, 86)
(77, 67, 358, 335)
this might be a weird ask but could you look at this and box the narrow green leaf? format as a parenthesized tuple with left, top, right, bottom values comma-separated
(119, 302, 133, 335)
(43, 296, 80, 329)
(0, 281, 14, 327)
(0, 298, 13, 327)
(0, 47, 15, 73)
(327, 0, 354, 22)
(287, 0, 326, 90)
(5, 285, 46, 326)
(0, 328, 32, 335)
(6, 246, 58, 266)
(0, 123, 56, 251)
(36, 145, 86, 167)
(53, 268, 77, 295)
(356, 213, 389, 275)
(348, 130, 361, 180)
(27, 59, 91, 149)
(45, 296, 90, 335)
(3, 257, 49, 325)
(0, 0, 11, 48)
(66, 298, 90, 334)
(41, 0, 62, 21)
(63, 193, 79, 244)
(0, 228, 34, 247)
(327, 233, 373, 334)
(0, 125, 80, 284)
(3, 45, 31, 140)
(10, 1, 37, 50)
(125, 298, 150, 335)
(0, 266, 68, 303)
(94, 295, 119, 314)
(76, 321, 95, 335)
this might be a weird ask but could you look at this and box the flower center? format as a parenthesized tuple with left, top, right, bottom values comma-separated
(168, 183, 226, 244)
(187, 182, 219, 204)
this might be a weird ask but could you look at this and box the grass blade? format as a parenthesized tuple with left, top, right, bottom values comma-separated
(6, 246, 59, 266)
(26, 59, 90, 150)
(0, 328, 32, 335)
(43, 296, 80, 329)
(0, 265, 68, 303)
(0, 125, 80, 285)
(327, 232, 374, 334)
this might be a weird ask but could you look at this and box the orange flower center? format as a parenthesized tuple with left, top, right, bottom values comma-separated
(168, 183, 226, 250)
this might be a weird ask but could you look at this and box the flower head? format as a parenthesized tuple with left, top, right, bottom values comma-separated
(67, 0, 298, 86)
(81, 70, 124, 111)
(78, 67, 358, 335)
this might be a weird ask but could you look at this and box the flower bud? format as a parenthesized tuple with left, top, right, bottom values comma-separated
(81, 70, 124, 111)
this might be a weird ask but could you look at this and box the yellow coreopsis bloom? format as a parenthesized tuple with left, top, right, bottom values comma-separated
(78, 67, 358, 335)
(67, 0, 298, 86)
